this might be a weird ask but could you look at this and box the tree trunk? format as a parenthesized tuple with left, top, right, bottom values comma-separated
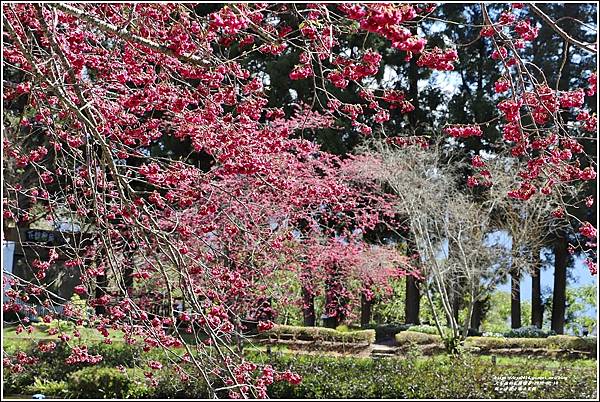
(452, 286, 461, 324)
(123, 238, 135, 296)
(94, 250, 108, 316)
(531, 254, 543, 328)
(510, 268, 521, 329)
(302, 286, 315, 327)
(477, 37, 484, 96)
(405, 276, 420, 324)
(551, 235, 569, 334)
(470, 299, 483, 331)
(360, 292, 372, 328)
(323, 286, 340, 329)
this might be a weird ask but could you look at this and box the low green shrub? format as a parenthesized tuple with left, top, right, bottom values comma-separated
(3, 365, 36, 396)
(405, 324, 446, 336)
(1, 339, 146, 396)
(395, 331, 442, 345)
(547, 335, 597, 353)
(21, 341, 82, 382)
(466, 335, 596, 353)
(67, 367, 150, 399)
(3, 331, 596, 399)
(87, 342, 143, 367)
(152, 368, 211, 398)
(24, 379, 69, 398)
(263, 324, 375, 344)
(466, 337, 547, 350)
(254, 352, 597, 399)
(504, 326, 555, 338)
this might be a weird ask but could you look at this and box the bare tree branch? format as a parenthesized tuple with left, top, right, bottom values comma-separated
(530, 4, 597, 54)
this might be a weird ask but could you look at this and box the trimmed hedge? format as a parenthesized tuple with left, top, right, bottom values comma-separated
(24, 379, 69, 398)
(67, 367, 149, 399)
(18, 353, 597, 399)
(504, 325, 555, 338)
(466, 335, 596, 353)
(405, 324, 448, 336)
(4, 340, 597, 399)
(262, 324, 376, 344)
(257, 352, 596, 399)
(395, 331, 442, 345)
(547, 335, 597, 353)
(466, 336, 548, 350)
(393, 332, 596, 354)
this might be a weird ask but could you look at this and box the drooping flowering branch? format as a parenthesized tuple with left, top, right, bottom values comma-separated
(2, 3, 596, 398)
(2, 3, 444, 397)
(439, 3, 597, 273)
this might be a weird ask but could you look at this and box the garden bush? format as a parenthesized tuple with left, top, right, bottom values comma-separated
(87, 342, 144, 367)
(15, 341, 80, 383)
(67, 367, 150, 399)
(546, 335, 597, 353)
(4, 337, 597, 399)
(3, 365, 36, 397)
(255, 352, 597, 399)
(2, 338, 147, 396)
(466, 336, 548, 350)
(151, 368, 212, 399)
(504, 326, 555, 338)
(405, 324, 446, 336)
(24, 379, 69, 398)
(395, 331, 442, 345)
(466, 335, 596, 353)
(262, 324, 375, 344)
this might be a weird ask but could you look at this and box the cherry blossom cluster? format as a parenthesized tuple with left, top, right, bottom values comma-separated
(338, 3, 428, 58)
(443, 124, 483, 138)
(65, 346, 103, 365)
(386, 135, 430, 149)
(326, 50, 383, 89)
(472, 5, 597, 266)
(417, 47, 459, 71)
(4, 352, 39, 374)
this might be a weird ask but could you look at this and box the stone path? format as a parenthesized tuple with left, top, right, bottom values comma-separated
(370, 344, 398, 358)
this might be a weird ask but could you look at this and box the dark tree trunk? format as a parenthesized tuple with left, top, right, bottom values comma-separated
(94, 249, 108, 316)
(323, 266, 345, 329)
(551, 235, 569, 334)
(323, 287, 340, 329)
(470, 299, 483, 331)
(531, 254, 543, 328)
(408, 59, 418, 129)
(405, 276, 420, 324)
(302, 286, 315, 327)
(510, 267, 521, 329)
(360, 292, 372, 328)
(477, 43, 484, 95)
(452, 289, 461, 324)
(123, 239, 135, 295)
(16, 190, 33, 229)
